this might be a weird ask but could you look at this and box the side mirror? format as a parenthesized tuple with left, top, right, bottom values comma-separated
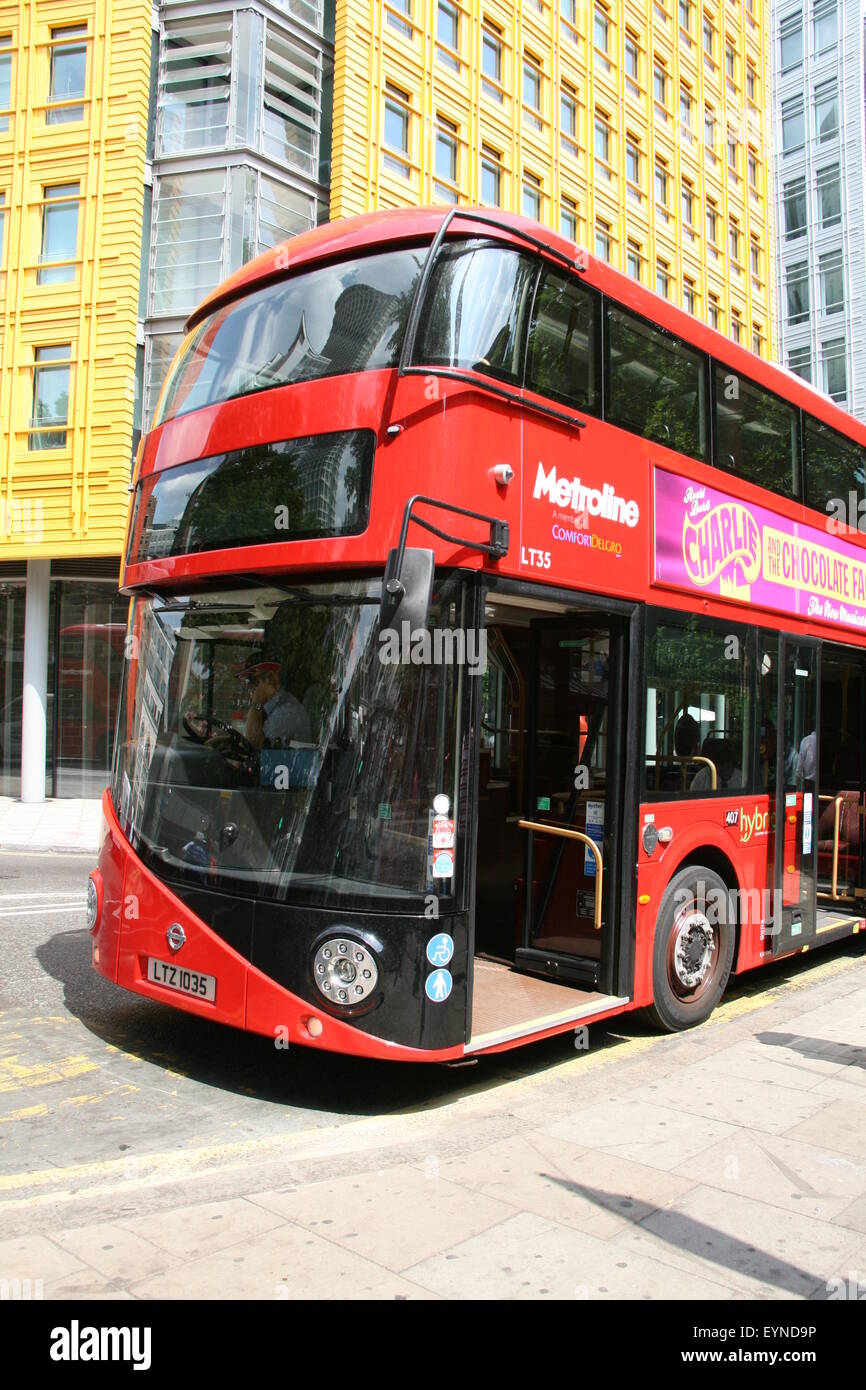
(379, 547, 435, 638)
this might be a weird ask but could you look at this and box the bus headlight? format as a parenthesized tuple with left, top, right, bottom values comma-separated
(86, 874, 101, 933)
(313, 938, 378, 1005)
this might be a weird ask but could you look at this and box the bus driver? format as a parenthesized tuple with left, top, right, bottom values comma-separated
(238, 657, 312, 749)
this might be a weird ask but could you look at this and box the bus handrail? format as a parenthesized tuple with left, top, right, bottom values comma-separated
(818, 793, 845, 899)
(518, 819, 603, 931)
(645, 754, 718, 790)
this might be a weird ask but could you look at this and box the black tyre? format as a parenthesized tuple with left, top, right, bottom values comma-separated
(648, 864, 735, 1031)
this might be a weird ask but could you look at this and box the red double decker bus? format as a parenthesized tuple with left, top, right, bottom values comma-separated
(89, 207, 866, 1061)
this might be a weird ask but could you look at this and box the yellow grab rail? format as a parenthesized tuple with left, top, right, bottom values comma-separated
(518, 819, 603, 931)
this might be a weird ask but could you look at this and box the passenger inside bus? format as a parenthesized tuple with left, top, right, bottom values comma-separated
(690, 735, 744, 791)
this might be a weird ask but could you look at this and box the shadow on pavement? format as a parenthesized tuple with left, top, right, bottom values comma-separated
(34, 925, 866, 1119)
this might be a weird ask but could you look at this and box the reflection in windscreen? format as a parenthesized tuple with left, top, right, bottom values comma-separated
(157, 247, 425, 424)
(112, 579, 466, 908)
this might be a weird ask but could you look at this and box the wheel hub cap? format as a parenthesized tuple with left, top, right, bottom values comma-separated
(672, 911, 715, 989)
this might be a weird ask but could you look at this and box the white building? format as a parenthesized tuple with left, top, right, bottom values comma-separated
(772, 0, 866, 418)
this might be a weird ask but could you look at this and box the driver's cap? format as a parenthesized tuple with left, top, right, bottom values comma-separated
(236, 654, 280, 680)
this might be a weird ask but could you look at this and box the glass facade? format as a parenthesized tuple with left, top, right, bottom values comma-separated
(143, 0, 332, 428)
(0, 576, 127, 799)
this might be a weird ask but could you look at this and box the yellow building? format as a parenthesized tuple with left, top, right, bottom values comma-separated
(0, 1, 152, 799)
(331, 0, 776, 358)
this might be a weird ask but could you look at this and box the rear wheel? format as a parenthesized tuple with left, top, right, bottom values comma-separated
(648, 864, 735, 1031)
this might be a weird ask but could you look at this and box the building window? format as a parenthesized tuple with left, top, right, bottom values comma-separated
(30, 345, 71, 450)
(731, 310, 742, 344)
(727, 132, 738, 175)
(706, 200, 718, 245)
(780, 14, 802, 71)
(704, 105, 715, 152)
(781, 97, 805, 153)
(560, 86, 577, 155)
(158, 16, 233, 156)
(595, 219, 611, 260)
(47, 25, 87, 125)
(817, 167, 841, 227)
(263, 26, 320, 177)
(594, 111, 611, 168)
(255, 174, 312, 256)
(656, 260, 670, 298)
(437, 1, 460, 69)
(594, 6, 609, 55)
(653, 60, 667, 108)
(0, 190, 6, 266)
(679, 0, 691, 34)
(746, 64, 756, 103)
(729, 220, 740, 264)
(480, 145, 501, 206)
(683, 276, 696, 314)
(788, 346, 811, 383)
(387, 0, 413, 39)
(679, 84, 692, 137)
(815, 82, 838, 143)
(748, 149, 758, 190)
(681, 181, 694, 227)
(814, 0, 837, 54)
(626, 138, 640, 190)
(725, 42, 735, 84)
(655, 160, 668, 208)
(822, 338, 846, 403)
(783, 177, 807, 239)
(786, 261, 810, 325)
(708, 294, 720, 329)
(523, 54, 542, 128)
(624, 31, 639, 89)
(703, 15, 714, 59)
(627, 240, 642, 281)
(750, 236, 761, 280)
(38, 183, 80, 285)
(752, 325, 763, 357)
(820, 250, 844, 316)
(482, 23, 503, 101)
(522, 172, 542, 221)
(0, 33, 11, 132)
(434, 117, 458, 203)
(150, 168, 226, 315)
(560, 196, 578, 241)
(383, 86, 411, 176)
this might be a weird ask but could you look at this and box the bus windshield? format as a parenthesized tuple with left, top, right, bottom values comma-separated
(112, 577, 468, 910)
(156, 247, 426, 424)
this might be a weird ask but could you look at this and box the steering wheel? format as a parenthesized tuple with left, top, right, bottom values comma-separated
(183, 711, 255, 761)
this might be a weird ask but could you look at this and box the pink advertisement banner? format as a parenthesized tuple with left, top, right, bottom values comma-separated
(654, 468, 866, 633)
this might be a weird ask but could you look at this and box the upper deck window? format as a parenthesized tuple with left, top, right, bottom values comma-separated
(804, 415, 866, 523)
(525, 267, 600, 414)
(713, 367, 800, 498)
(605, 304, 708, 461)
(413, 240, 538, 387)
(156, 246, 425, 424)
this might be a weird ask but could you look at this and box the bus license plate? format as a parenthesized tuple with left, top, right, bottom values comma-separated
(147, 957, 216, 1002)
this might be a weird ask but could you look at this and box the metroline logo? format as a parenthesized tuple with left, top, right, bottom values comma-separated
(533, 462, 640, 528)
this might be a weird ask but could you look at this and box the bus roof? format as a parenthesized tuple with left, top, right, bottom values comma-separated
(188, 205, 866, 449)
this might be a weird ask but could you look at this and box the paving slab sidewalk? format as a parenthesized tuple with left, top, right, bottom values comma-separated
(0, 796, 103, 854)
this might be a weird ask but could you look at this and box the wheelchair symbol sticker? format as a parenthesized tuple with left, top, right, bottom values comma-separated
(426, 933, 454, 967)
(425, 969, 453, 1002)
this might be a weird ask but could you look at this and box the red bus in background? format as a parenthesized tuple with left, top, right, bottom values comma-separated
(89, 206, 866, 1062)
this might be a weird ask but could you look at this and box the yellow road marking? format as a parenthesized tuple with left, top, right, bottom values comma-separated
(0, 1104, 48, 1124)
(0, 1055, 98, 1093)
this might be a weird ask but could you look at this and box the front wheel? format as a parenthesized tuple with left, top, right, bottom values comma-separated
(648, 864, 735, 1031)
